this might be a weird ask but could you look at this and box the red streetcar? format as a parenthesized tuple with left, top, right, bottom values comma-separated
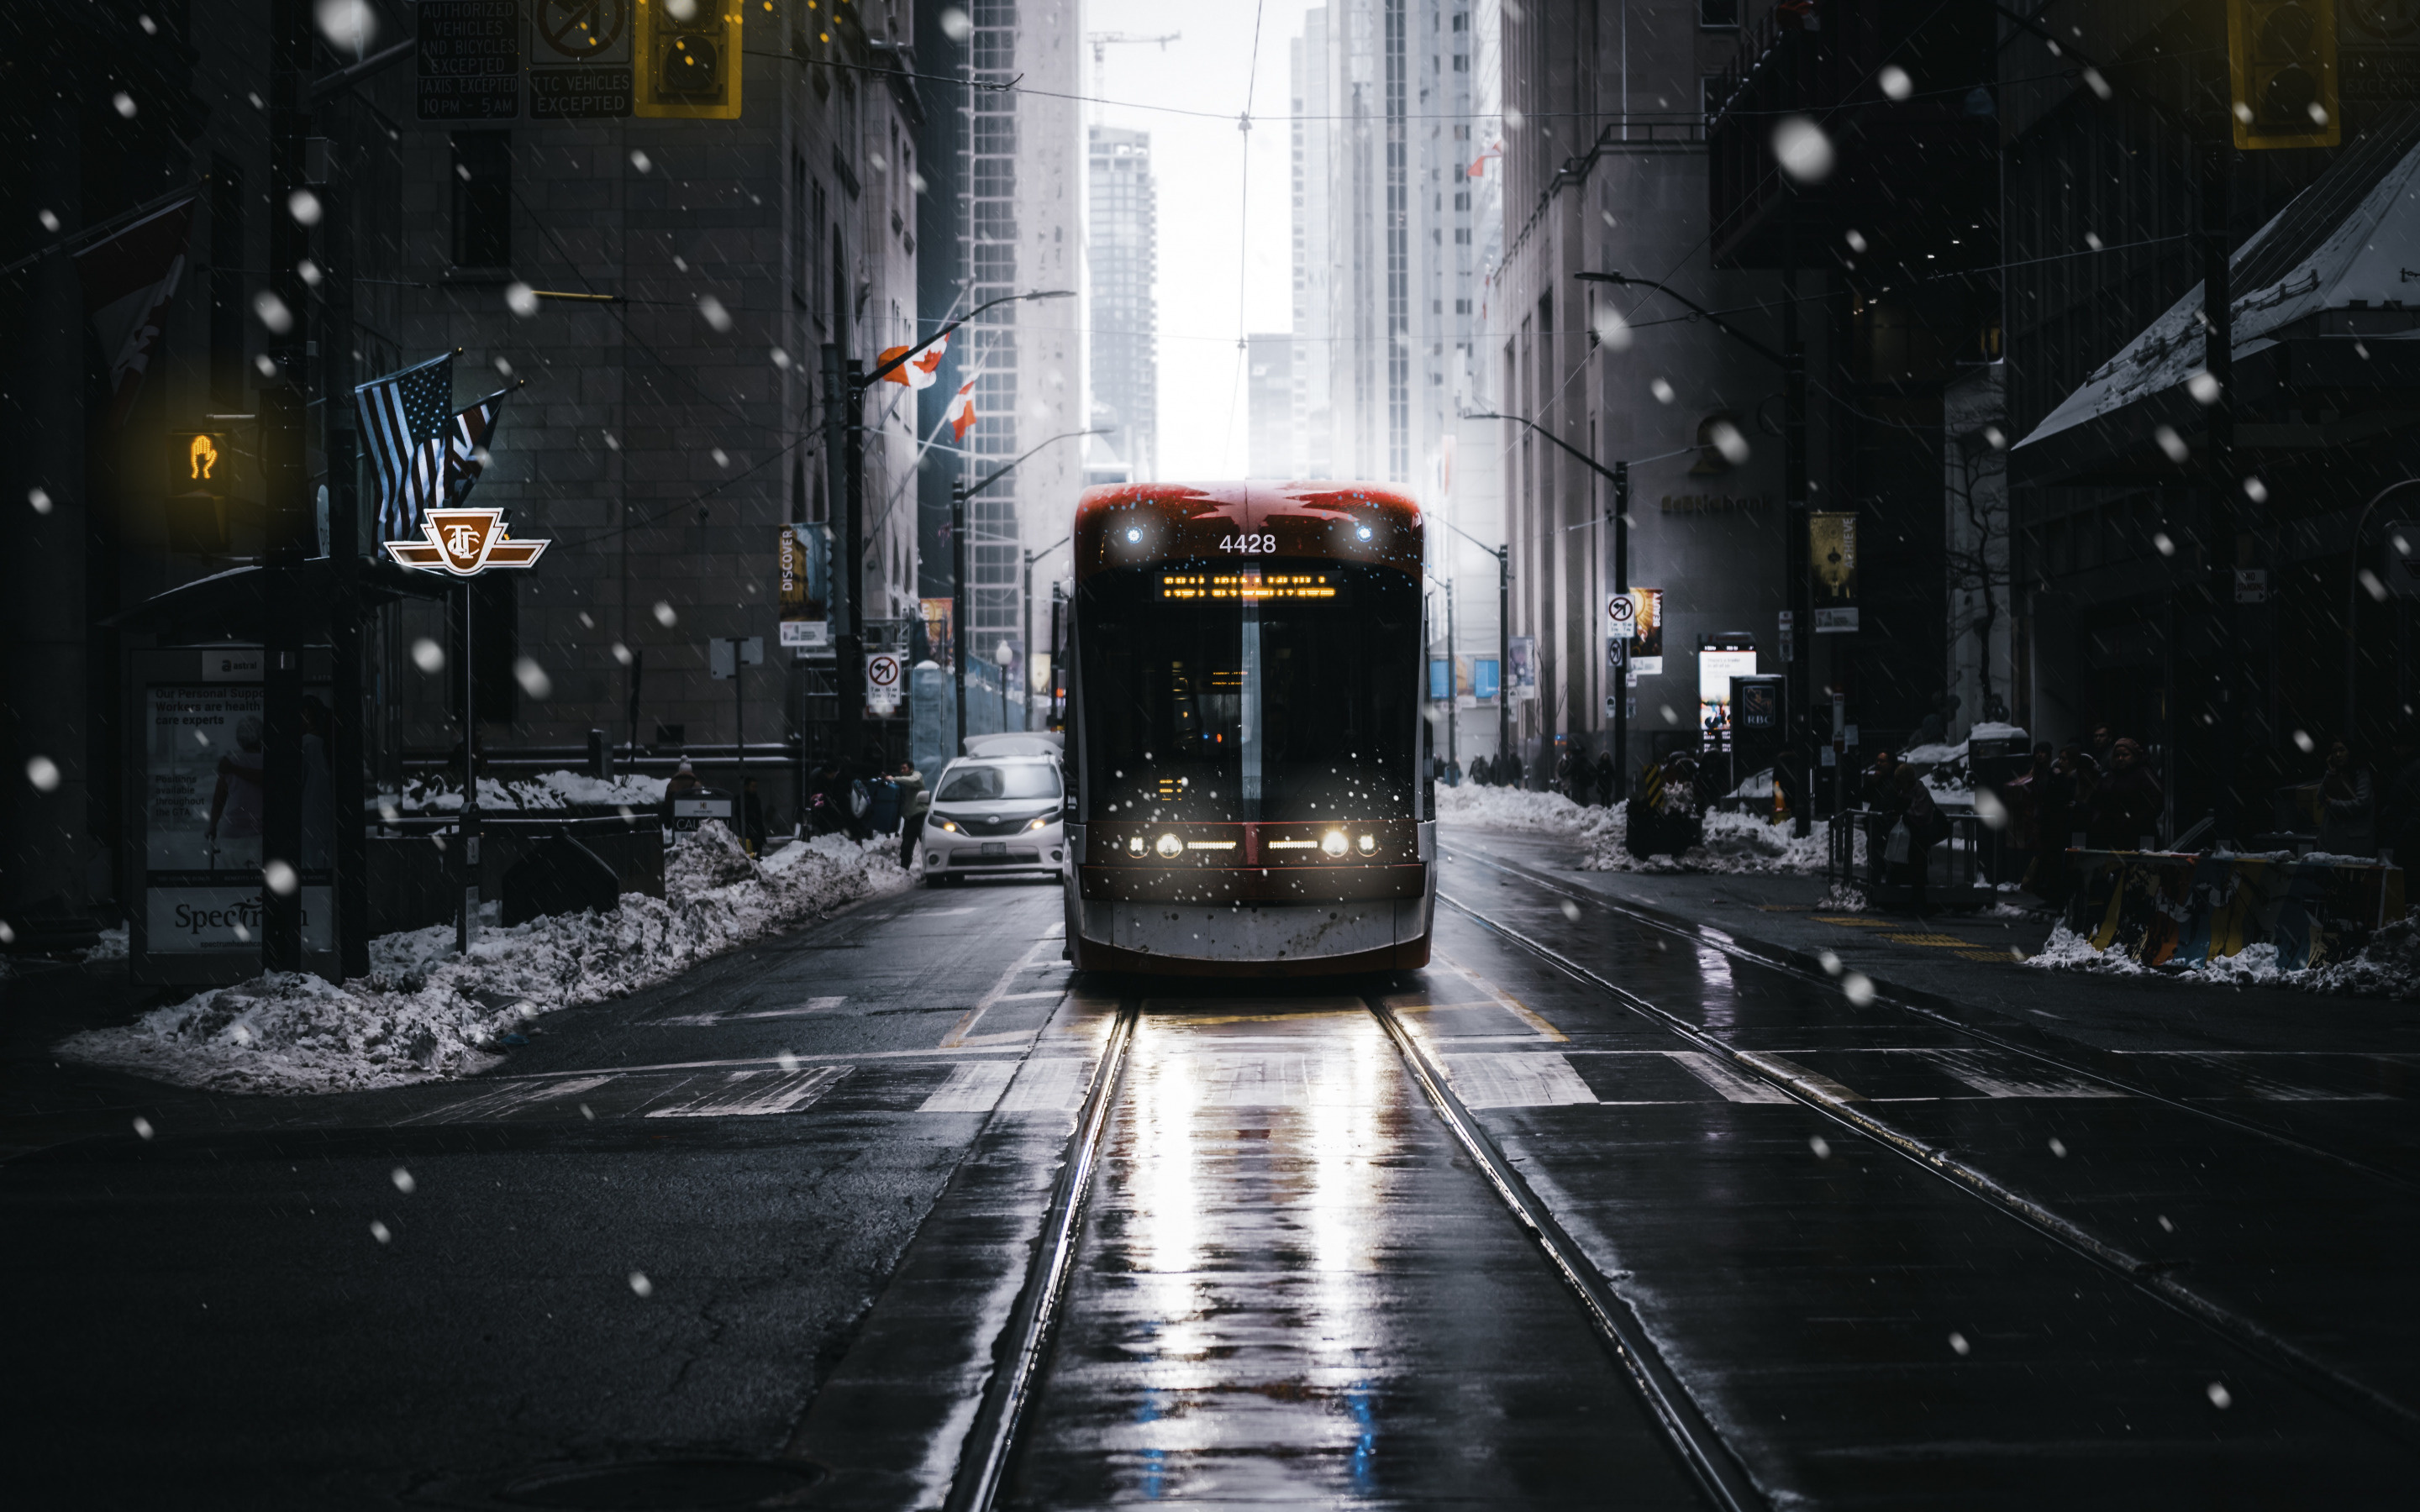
(1060, 481, 1434, 974)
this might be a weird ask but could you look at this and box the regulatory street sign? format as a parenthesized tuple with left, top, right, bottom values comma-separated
(865, 652, 904, 696)
(385, 508, 549, 575)
(529, 0, 634, 118)
(2233, 568, 2269, 605)
(1607, 592, 1637, 638)
(708, 636, 765, 680)
(417, 0, 523, 121)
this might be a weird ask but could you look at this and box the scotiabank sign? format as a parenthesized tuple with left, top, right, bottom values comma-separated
(145, 886, 333, 953)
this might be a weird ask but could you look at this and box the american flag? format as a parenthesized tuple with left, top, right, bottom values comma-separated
(356, 353, 455, 542)
(446, 386, 513, 507)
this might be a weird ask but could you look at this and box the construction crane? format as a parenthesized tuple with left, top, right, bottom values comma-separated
(1083, 31, 1180, 121)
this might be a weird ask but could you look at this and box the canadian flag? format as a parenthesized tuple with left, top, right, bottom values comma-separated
(877, 329, 948, 388)
(1467, 142, 1502, 178)
(945, 379, 978, 440)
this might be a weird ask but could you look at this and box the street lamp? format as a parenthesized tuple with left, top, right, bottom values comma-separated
(826, 288, 1076, 766)
(1579, 268, 1811, 835)
(949, 428, 1110, 757)
(1463, 408, 1644, 788)
(1433, 510, 1512, 776)
(1024, 533, 1071, 732)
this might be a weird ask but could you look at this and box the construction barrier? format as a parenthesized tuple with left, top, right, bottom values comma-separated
(2065, 850, 2407, 971)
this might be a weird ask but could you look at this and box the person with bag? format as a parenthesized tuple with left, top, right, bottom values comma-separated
(1886, 764, 1942, 914)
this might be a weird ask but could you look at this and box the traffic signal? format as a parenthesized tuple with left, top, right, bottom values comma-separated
(2227, 0, 2340, 150)
(634, 0, 743, 119)
(166, 428, 231, 554)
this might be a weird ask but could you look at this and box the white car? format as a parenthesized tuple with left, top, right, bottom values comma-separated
(918, 755, 1065, 885)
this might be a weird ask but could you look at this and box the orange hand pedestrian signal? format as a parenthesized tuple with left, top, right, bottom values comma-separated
(188, 433, 218, 480)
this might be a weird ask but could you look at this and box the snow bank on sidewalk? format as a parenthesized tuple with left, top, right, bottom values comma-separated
(2023, 919, 2420, 997)
(1586, 807, 1829, 875)
(59, 825, 907, 1095)
(1435, 785, 1828, 875)
(401, 769, 669, 812)
(1434, 784, 1621, 841)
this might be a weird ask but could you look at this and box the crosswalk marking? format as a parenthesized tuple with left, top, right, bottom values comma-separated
(402, 1074, 618, 1125)
(1922, 1050, 2123, 1100)
(1446, 1053, 1598, 1110)
(1663, 1051, 1793, 1104)
(644, 1065, 850, 1118)
(919, 1061, 1017, 1113)
(996, 1058, 1090, 1114)
(654, 996, 846, 1027)
(2175, 1055, 2393, 1101)
(1737, 1053, 1866, 1104)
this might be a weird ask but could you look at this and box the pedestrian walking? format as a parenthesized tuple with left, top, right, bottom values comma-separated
(1594, 749, 1615, 807)
(2318, 738, 2377, 858)
(2083, 737, 2163, 849)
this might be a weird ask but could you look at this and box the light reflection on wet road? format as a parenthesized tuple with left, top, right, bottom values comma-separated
(1005, 1000, 1702, 1509)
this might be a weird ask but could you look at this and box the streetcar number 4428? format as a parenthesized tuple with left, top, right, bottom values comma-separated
(1219, 533, 1275, 554)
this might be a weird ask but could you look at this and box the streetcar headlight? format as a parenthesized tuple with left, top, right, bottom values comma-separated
(1321, 831, 1348, 857)
(1155, 832, 1183, 858)
(1127, 835, 1145, 856)
(1355, 524, 1373, 541)
(1358, 833, 1376, 854)
(1126, 527, 1143, 543)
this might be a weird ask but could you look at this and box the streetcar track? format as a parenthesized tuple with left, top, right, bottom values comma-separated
(945, 1000, 1139, 1512)
(1367, 995, 1764, 1512)
(1436, 885, 2420, 1447)
(946, 989, 1755, 1511)
(1443, 843, 2420, 1195)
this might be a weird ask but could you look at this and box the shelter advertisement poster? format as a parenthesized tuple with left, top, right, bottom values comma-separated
(1507, 637, 1538, 702)
(1697, 649, 1759, 741)
(1811, 512, 1860, 633)
(143, 684, 331, 953)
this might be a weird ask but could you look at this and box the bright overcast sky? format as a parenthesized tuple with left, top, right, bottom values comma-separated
(1081, 1, 1313, 480)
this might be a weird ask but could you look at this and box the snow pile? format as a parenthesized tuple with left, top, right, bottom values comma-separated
(1434, 784, 1621, 841)
(2023, 919, 2420, 997)
(400, 769, 669, 813)
(58, 824, 906, 1095)
(1435, 785, 1829, 874)
(1585, 806, 1830, 875)
(81, 926, 130, 963)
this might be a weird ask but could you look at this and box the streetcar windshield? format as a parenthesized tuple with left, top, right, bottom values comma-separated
(1076, 559, 1419, 822)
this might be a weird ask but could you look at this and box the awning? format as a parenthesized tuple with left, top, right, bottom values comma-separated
(2013, 108, 2420, 487)
(104, 559, 450, 644)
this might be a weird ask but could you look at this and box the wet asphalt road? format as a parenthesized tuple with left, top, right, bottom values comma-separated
(6, 838, 2419, 1509)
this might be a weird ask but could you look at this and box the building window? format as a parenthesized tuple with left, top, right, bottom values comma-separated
(1453, 54, 1467, 71)
(1452, 12, 1466, 30)
(1455, 299, 1471, 314)
(450, 132, 511, 269)
(1700, 0, 1739, 27)
(1454, 228, 1470, 244)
